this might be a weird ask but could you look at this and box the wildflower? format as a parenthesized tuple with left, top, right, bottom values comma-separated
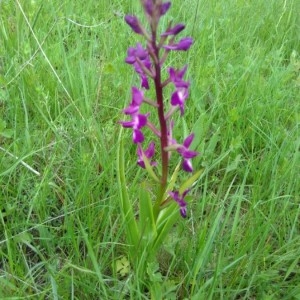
(125, 43, 152, 89)
(177, 134, 199, 172)
(169, 189, 190, 218)
(123, 87, 144, 115)
(137, 142, 157, 168)
(121, 0, 199, 219)
(120, 87, 149, 143)
(168, 66, 190, 115)
(170, 88, 189, 115)
(168, 65, 189, 87)
(120, 114, 149, 144)
(125, 43, 149, 64)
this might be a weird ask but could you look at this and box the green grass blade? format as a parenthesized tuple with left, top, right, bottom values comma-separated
(116, 129, 140, 250)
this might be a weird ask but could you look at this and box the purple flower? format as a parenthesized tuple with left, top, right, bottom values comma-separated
(177, 134, 199, 172)
(121, 0, 198, 221)
(163, 37, 193, 51)
(169, 189, 190, 218)
(161, 24, 185, 37)
(125, 43, 149, 63)
(120, 87, 149, 143)
(125, 15, 144, 35)
(121, 113, 149, 143)
(123, 87, 144, 115)
(170, 88, 189, 115)
(125, 43, 152, 89)
(168, 66, 190, 115)
(168, 65, 189, 87)
(137, 142, 157, 168)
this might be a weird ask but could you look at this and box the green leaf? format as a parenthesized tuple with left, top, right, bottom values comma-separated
(153, 162, 180, 214)
(0, 120, 13, 138)
(116, 130, 140, 252)
(152, 202, 179, 252)
(139, 182, 157, 244)
(115, 256, 130, 277)
(14, 232, 33, 243)
(142, 152, 160, 183)
(179, 168, 204, 194)
(0, 120, 5, 131)
(167, 162, 181, 194)
(206, 128, 220, 154)
(147, 261, 162, 283)
(0, 129, 14, 138)
(226, 154, 242, 172)
(148, 261, 163, 300)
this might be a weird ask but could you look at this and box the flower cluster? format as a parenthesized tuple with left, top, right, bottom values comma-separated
(120, 0, 199, 217)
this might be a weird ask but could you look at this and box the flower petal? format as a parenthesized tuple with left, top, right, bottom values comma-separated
(160, 2, 171, 15)
(168, 190, 188, 218)
(135, 114, 148, 129)
(133, 129, 144, 143)
(178, 148, 199, 159)
(168, 65, 188, 84)
(182, 158, 193, 172)
(120, 120, 134, 128)
(144, 141, 155, 158)
(161, 24, 185, 36)
(179, 206, 187, 218)
(132, 87, 144, 105)
(176, 133, 199, 172)
(183, 133, 195, 148)
(170, 88, 188, 115)
(141, 75, 149, 89)
(163, 37, 193, 51)
(123, 87, 144, 115)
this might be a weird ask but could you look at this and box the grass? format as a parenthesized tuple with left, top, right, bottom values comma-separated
(0, 0, 299, 298)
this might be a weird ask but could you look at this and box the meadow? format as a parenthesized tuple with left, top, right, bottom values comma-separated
(0, 0, 299, 299)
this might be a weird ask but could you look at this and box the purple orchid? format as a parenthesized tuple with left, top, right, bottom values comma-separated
(120, 87, 149, 143)
(121, 0, 200, 220)
(168, 65, 189, 87)
(125, 43, 152, 89)
(137, 142, 157, 168)
(177, 134, 199, 172)
(164, 132, 199, 172)
(120, 113, 149, 144)
(168, 66, 190, 115)
(169, 189, 190, 218)
(123, 86, 144, 115)
(170, 88, 189, 115)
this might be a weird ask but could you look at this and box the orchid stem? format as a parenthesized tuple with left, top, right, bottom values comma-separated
(152, 34, 169, 202)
